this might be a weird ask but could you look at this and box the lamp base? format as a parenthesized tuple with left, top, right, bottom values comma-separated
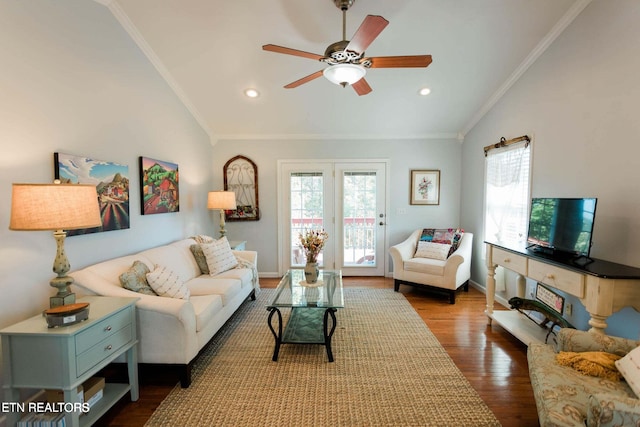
(50, 292, 76, 308)
(50, 273, 75, 308)
(43, 302, 89, 328)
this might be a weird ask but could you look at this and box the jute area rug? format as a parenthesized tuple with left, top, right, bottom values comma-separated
(145, 288, 501, 426)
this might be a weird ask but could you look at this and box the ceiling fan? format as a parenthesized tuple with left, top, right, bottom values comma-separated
(263, 0, 432, 96)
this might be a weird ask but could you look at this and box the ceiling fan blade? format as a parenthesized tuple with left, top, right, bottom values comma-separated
(368, 55, 433, 68)
(262, 44, 325, 61)
(346, 15, 389, 54)
(352, 78, 372, 96)
(284, 70, 324, 89)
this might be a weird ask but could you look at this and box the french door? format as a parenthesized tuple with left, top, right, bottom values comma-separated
(278, 160, 387, 276)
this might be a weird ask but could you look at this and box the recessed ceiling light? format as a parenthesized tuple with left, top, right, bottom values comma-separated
(244, 88, 260, 98)
(418, 87, 431, 96)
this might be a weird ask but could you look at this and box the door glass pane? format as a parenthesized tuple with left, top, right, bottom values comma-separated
(343, 171, 376, 266)
(290, 172, 324, 267)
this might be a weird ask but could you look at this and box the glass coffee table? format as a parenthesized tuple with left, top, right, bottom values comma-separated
(266, 269, 344, 362)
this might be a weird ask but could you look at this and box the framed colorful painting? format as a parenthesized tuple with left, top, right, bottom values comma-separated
(139, 156, 179, 215)
(54, 152, 130, 235)
(410, 170, 440, 205)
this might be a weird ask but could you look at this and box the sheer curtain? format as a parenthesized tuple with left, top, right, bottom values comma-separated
(484, 142, 531, 291)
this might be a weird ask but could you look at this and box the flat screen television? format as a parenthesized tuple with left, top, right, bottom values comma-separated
(526, 197, 597, 258)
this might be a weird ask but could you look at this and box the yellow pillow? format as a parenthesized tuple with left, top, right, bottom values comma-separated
(556, 351, 622, 381)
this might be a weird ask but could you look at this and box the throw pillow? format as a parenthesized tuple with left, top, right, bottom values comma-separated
(146, 265, 190, 299)
(556, 351, 622, 381)
(190, 244, 210, 275)
(119, 260, 157, 295)
(419, 228, 456, 244)
(201, 236, 238, 276)
(414, 241, 452, 261)
(448, 229, 464, 257)
(615, 346, 640, 397)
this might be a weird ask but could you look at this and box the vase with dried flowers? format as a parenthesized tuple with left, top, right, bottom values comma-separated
(298, 228, 329, 284)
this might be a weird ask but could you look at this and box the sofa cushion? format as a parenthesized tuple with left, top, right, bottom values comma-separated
(414, 241, 452, 261)
(201, 237, 238, 276)
(214, 267, 254, 289)
(190, 294, 223, 332)
(616, 346, 640, 398)
(185, 276, 242, 305)
(119, 260, 157, 295)
(404, 257, 446, 276)
(146, 265, 190, 300)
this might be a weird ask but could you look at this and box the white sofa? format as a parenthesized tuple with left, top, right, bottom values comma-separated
(389, 230, 472, 304)
(70, 237, 259, 387)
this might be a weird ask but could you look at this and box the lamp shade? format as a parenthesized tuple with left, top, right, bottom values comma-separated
(9, 183, 102, 231)
(207, 191, 237, 210)
(323, 64, 366, 86)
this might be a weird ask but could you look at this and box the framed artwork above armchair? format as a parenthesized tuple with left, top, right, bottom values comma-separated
(223, 155, 260, 221)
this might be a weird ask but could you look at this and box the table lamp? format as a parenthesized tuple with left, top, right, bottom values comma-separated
(9, 182, 102, 308)
(207, 191, 236, 238)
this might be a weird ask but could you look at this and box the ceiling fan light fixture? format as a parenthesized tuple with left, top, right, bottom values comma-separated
(323, 63, 366, 87)
(419, 87, 431, 96)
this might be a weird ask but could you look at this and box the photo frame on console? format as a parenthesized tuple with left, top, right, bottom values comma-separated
(535, 283, 565, 314)
(410, 170, 440, 205)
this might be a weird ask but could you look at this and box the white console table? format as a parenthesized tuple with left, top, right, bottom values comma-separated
(485, 241, 640, 345)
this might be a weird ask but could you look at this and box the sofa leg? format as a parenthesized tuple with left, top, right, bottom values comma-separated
(394, 279, 401, 292)
(449, 291, 456, 305)
(464, 280, 469, 292)
(180, 363, 192, 388)
(250, 289, 256, 301)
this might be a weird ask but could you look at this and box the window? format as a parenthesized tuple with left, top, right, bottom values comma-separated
(484, 142, 531, 246)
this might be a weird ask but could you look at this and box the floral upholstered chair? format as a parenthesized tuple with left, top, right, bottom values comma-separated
(528, 328, 640, 427)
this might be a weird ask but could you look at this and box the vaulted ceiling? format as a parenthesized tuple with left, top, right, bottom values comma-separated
(106, 0, 587, 142)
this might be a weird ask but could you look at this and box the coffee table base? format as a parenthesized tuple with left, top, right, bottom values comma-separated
(267, 307, 338, 362)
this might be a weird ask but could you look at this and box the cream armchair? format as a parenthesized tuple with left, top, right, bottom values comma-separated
(389, 230, 473, 304)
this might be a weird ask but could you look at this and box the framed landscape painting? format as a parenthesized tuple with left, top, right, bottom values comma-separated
(410, 169, 440, 205)
(54, 152, 130, 235)
(139, 156, 179, 215)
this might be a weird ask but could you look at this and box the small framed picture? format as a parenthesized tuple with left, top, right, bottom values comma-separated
(535, 283, 565, 314)
(410, 170, 440, 205)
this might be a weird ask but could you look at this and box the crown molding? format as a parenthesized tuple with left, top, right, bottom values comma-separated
(212, 132, 460, 143)
(458, 0, 593, 139)
(103, 1, 216, 145)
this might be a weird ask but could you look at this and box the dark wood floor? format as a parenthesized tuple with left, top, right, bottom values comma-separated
(96, 277, 539, 426)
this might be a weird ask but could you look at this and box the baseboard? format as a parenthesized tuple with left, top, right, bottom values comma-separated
(469, 279, 509, 308)
(258, 272, 282, 278)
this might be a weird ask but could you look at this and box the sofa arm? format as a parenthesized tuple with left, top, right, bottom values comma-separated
(555, 329, 640, 356)
(233, 250, 257, 265)
(587, 393, 640, 427)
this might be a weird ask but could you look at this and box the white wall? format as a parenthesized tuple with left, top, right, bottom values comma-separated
(460, 0, 640, 339)
(0, 0, 213, 394)
(211, 138, 463, 276)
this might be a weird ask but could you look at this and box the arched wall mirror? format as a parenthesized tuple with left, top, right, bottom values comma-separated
(223, 155, 261, 221)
